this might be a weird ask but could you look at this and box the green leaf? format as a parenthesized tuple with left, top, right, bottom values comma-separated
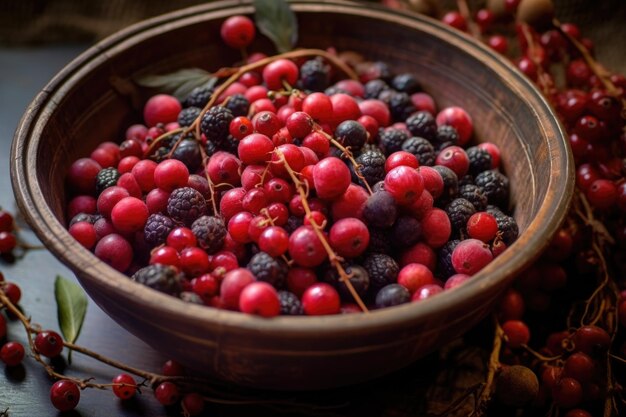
(135, 68, 217, 101)
(55, 276, 88, 364)
(254, 0, 298, 53)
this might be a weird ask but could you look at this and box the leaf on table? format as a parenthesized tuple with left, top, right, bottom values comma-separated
(135, 68, 217, 101)
(254, 0, 298, 53)
(55, 276, 88, 364)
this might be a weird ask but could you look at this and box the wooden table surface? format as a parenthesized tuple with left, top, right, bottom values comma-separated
(0, 45, 449, 417)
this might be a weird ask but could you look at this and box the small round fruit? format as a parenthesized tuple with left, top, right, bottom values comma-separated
(384, 166, 424, 205)
(34, 331, 64, 358)
(112, 373, 137, 400)
(239, 282, 281, 317)
(329, 218, 370, 258)
(143, 94, 181, 127)
(302, 283, 341, 315)
(502, 320, 530, 348)
(50, 380, 80, 412)
(496, 365, 539, 407)
(451, 239, 493, 275)
(0, 341, 25, 366)
(154, 381, 180, 406)
(111, 197, 149, 234)
(220, 15, 256, 48)
(313, 157, 351, 200)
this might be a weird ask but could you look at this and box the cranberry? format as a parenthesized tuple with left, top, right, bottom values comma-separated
(420, 208, 451, 248)
(358, 99, 390, 127)
(149, 246, 180, 268)
(563, 352, 596, 383)
(206, 151, 242, 187)
(502, 320, 531, 348)
(451, 238, 493, 275)
(67, 195, 97, 219)
(154, 381, 180, 406)
(94, 234, 133, 272)
(442, 11, 467, 31)
(400, 242, 436, 271)
(238, 133, 275, 165)
(289, 225, 327, 267)
(0, 232, 17, 254)
(286, 111, 314, 139)
(34, 330, 64, 358)
(266, 202, 289, 226)
(180, 247, 210, 277)
(241, 165, 270, 190)
(411, 284, 444, 301)
(444, 274, 471, 289)
(263, 59, 299, 90)
(302, 93, 333, 122)
(488, 35, 508, 54)
(167, 227, 197, 251)
(126, 124, 148, 142)
(110, 197, 149, 234)
(410, 92, 436, 115)
(302, 283, 340, 315)
(220, 15, 255, 48)
(112, 373, 137, 400)
(0, 341, 24, 366)
(303, 131, 331, 158)
(567, 60, 591, 87)
(4, 282, 21, 305)
(542, 365, 563, 390)
(264, 178, 293, 204)
(516, 56, 538, 81)
(0, 210, 13, 232)
(397, 263, 435, 294)
(435, 146, 469, 178)
(90, 147, 117, 169)
(220, 268, 256, 310)
(153, 159, 189, 192)
(145, 188, 170, 214)
(162, 359, 185, 376)
(574, 115, 605, 143)
(436, 107, 473, 145)
(228, 212, 254, 244)
(497, 288, 525, 321)
(477, 142, 501, 169)
(576, 163, 601, 191)
(143, 94, 181, 127)
(466, 212, 498, 242)
(67, 158, 101, 194)
(272, 144, 305, 178)
(553, 377, 583, 408)
(312, 157, 351, 200)
(50, 380, 80, 411)
(572, 325, 610, 356)
(229, 116, 253, 140)
(384, 166, 424, 205)
(258, 226, 289, 257)
(330, 184, 368, 221)
(182, 392, 205, 416)
(210, 251, 239, 272)
(239, 282, 280, 317)
(586, 179, 617, 210)
(475, 8, 494, 32)
(329, 218, 369, 258)
(248, 215, 270, 242)
(131, 159, 157, 193)
(385, 151, 419, 172)
(287, 267, 317, 296)
(116, 172, 142, 198)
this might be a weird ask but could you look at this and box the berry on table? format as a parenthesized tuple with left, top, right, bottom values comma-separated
(154, 381, 180, 406)
(50, 380, 80, 411)
(0, 341, 25, 366)
(34, 330, 64, 358)
(112, 373, 137, 400)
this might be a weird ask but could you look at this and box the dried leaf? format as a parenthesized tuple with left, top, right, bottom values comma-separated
(254, 0, 298, 53)
(55, 276, 88, 364)
(135, 68, 217, 101)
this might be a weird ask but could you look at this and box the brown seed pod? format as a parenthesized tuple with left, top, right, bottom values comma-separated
(486, 0, 508, 18)
(496, 365, 540, 407)
(406, 0, 437, 16)
(517, 0, 555, 29)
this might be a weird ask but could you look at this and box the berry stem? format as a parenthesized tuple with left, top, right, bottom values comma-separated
(198, 146, 219, 217)
(455, 0, 481, 39)
(273, 149, 369, 313)
(470, 316, 503, 417)
(143, 128, 184, 159)
(519, 23, 558, 104)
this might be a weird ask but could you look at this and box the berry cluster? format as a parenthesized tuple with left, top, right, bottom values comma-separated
(64, 14, 518, 318)
(0, 209, 17, 256)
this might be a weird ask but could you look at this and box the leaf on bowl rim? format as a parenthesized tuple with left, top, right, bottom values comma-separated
(135, 68, 217, 101)
(55, 275, 88, 364)
(254, 0, 298, 53)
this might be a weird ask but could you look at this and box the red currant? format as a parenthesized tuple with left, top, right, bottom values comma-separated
(34, 330, 64, 358)
(220, 15, 255, 48)
(302, 283, 340, 315)
(50, 380, 80, 411)
(112, 373, 137, 400)
(258, 226, 289, 257)
(239, 282, 280, 317)
(154, 381, 180, 406)
(502, 320, 531, 348)
(0, 341, 25, 366)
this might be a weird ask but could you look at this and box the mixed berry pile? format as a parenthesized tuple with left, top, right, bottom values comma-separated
(64, 14, 518, 317)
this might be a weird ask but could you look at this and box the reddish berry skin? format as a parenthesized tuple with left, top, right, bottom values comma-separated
(228, 211, 254, 244)
(50, 380, 80, 412)
(67, 158, 102, 194)
(192, 274, 219, 299)
(116, 172, 142, 198)
(67, 195, 97, 219)
(182, 392, 205, 416)
(553, 377, 583, 408)
(154, 160, 189, 192)
(289, 225, 327, 267)
(111, 197, 149, 234)
(149, 246, 180, 268)
(264, 178, 293, 204)
(0, 341, 25, 366)
(239, 282, 280, 317)
(436, 107, 473, 145)
(302, 283, 341, 315)
(167, 227, 197, 251)
(466, 212, 498, 242)
(90, 147, 118, 169)
(145, 188, 170, 214)
(416, 167, 443, 199)
(0, 210, 13, 232)
(410, 92, 436, 115)
(576, 163, 601, 191)
(94, 234, 134, 272)
(502, 320, 531, 348)
(497, 288, 525, 321)
(302, 93, 333, 122)
(516, 56, 538, 81)
(230, 116, 254, 140)
(220, 187, 247, 221)
(545, 229, 574, 261)
(97, 186, 130, 218)
(475, 8, 494, 32)
(563, 352, 596, 383)
(411, 284, 444, 301)
(266, 202, 289, 226)
(272, 144, 305, 178)
(4, 282, 21, 305)
(154, 381, 180, 406)
(220, 15, 255, 48)
(358, 99, 390, 127)
(180, 247, 211, 277)
(400, 242, 437, 270)
(259, 226, 289, 257)
(313, 157, 351, 200)
(444, 273, 471, 289)
(573, 325, 610, 356)
(303, 131, 330, 159)
(263, 59, 299, 90)
(125, 124, 148, 142)
(442, 11, 467, 31)
(34, 330, 64, 358)
(477, 142, 501, 169)
(287, 267, 317, 297)
(331, 184, 368, 221)
(207, 151, 242, 187)
(286, 111, 314, 139)
(220, 268, 256, 310)
(238, 133, 275, 165)
(162, 360, 185, 376)
(131, 159, 158, 193)
(487, 35, 508, 54)
(451, 238, 493, 275)
(384, 166, 424, 205)
(421, 208, 451, 249)
(119, 139, 143, 160)
(585, 179, 617, 210)
(304, 211, 327, 227)
(385, 151, 419, 172)
(564, 410, 592, 417)
(574, 115, 604, 143)
(330, 94, 361, 124)
(248, 216, 269, 242)
(397, 263, 435, 294)
(567, 60, 592, 87)
(0, 232, 17, 254)
(435, 146, 470, 178)
(143, 94, 181, 127)
(329, 218, 369, 258)
(112, 373, 137, 400)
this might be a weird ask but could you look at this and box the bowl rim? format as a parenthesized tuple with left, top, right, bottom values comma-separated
(11, 0, 574, 336)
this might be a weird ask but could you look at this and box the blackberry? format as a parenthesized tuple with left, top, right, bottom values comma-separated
(177, 106, 201, 127)
(205, 140, 217, 158)
(180, 291, 204, 305)
(435, 125, 459, 145)
(401, 137, 436, 166)
(475, 170, 509, 205)
(363, 191, 398, 228)
(191, 215, 226, 254)
(167, 187, 207, 225)
(200, 106, 233, 143)
(323, 263, 370, 300)
(184, 85, 213, 108)
(370, 61, 392, 81)
(132, 264, 181, 295)
(438, 239, 461, 278)
(352, 150, 386, 187)
(299, 58, 330, 92)
(375, 284, 410, 308)
(69, 213, 96, 227)
(496, 215, 519, 245)
(391, 216, 422, 248)
(335, 120, 367, 153)
(172, 139, 202, 172)
(379, 128, 408, 155)
(216, 135, 239, 154)
(445, 198, 476, 233)
(225, 94, 250, 117)
(360, 143, 384, 155)
(144, 213, 175, 248)
(459, 174, 475, 187)
(436, 141, 455, 152)
(459, 184, 488, 211)
(363, 253, 399, 291)
(366, 228, 392, 254)
(323, 86, 350, 96)
(486, 205, 506, 219)
(95, 167, 121, 196)
(389, 92, 416, 122)
(364, 79, 389, 99)
(466, 146, 493, 175)
(391, 73, 421, 94)
(328, 146, 344, 160)
(406, 111, 437, 141)
(247, 251, 288, 288)
(278, 291, 304, 315)
(284, 215, 304, 234)
(434, 165, 459, 202)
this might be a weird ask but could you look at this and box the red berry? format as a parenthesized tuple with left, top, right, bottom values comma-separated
(397, 263, 435, 294)
(400, 242, 436, 271)
(50, 380, 80, 412)
(358, 99, 390, 127)
(119, 140, 143, 160)
(488, 35, 508, 54)
(564, 410, 592, 417)
(288, 225, 327, 267)
(259, 226, 289, 257)
(302, 283, 340, 315)
(303, 131, 331, 159)
(34, 330, 64, 358)
(0, 341, 24, 366)
(563, 352, 596, 383)
(411, 284, 444, 301)
(126, 124, 148, 142)
(112, 373, 137, 400)
(502, 320, 531, 348)
(451, 238, 493, 275)
(192, 274, 219, 299)
(143, 94, 181, 127)
(97, 186, 130, 218)
(67, 158, 101, 194)
(182, 392, 205, 416)
(477, 142, 501, 169)
(239, 282, 280, 317)
(421, 208, 451, 248)
(567, 60, 591, 87)
(238, 133, 275, 165)
(162, 359, 185, 376)
(131, 159, 158, 193)
(385, 151, 419, 172)
(287, 267, 317, 297)
(586, 179, 617, 210)
(220, 187, 247, 221)
(0, 232, 17, 254)
(475, 8, 494, 32)
(110, 197, 149, 234)
(286, 111, 314, 139)
(576, 163, 601, 191)
(229, 116, 254, 140)
(154, 381, 180, 406)
(154, 160, 189, 192)
(90, 147, 118, 169)
(384, 166, 424, 205)
(435, 146, 469, 178)
(5, 282, 21, 305)
(466, 212, 498, 242)
(330, 93, 361, 124)
(329, 218, 369, 258)
(149, 246, 180, 268)
(206, 151, 242, 187)
(264, 178, 293, 204)
(220, 268, 256, 310)
(312, 157, 351, 200)
(220, 15, 255, 48)
(0, 210, 14, 232)
(572, 325, 610, 356)
(444, 273, 471, 289)
(180, 247, 210, 277)
(228, 211, 254, 244)
(302, 93, 333, 122)
(167, 227, 197, 251)
(574, 115, 604, 143)
(330, 184, 368, 221)
(497, 288, 525, 321)
(94, 234, 134, 272)
(442, 11, 467, 31)
(553, 377, 583, 408)
(146, 188, 170, 214)
(266, 202, 289, 226)
(271, 144, 305, 178)
(263, 59, 299, 90)
(436, 107, 473, 145)
(116, 172, 142, 198)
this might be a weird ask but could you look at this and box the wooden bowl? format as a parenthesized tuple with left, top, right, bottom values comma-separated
(11, 0, 573, 390)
